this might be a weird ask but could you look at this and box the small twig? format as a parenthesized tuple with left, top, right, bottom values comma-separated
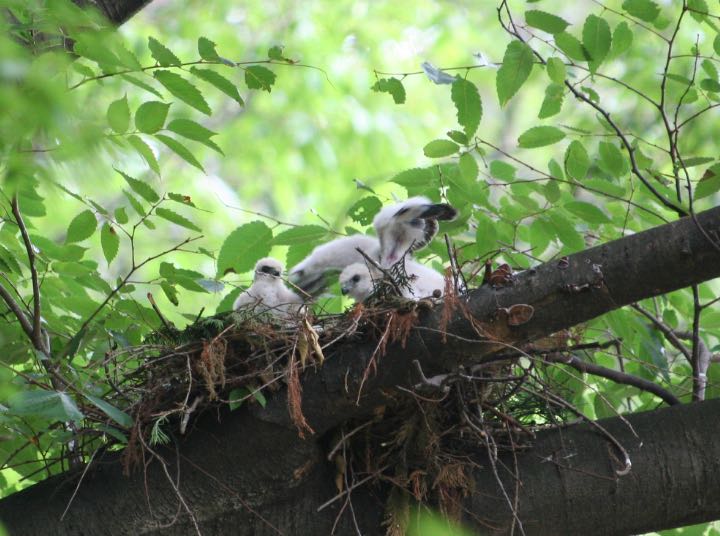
(60, 448, 99, 521)
(316, 465, 390, 512)
(326, 421, 373, 461)
(147, 293, 174, 331)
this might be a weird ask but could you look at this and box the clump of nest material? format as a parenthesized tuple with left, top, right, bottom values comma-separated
(67, 258, 591, 534)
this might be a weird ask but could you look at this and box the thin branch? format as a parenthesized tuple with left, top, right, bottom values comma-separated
(631, 304, 692, 362)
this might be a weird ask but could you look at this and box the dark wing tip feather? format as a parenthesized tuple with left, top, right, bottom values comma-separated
(420, 203, 457, 221)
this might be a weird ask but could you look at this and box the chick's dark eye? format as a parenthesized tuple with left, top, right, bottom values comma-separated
(351, 275, 361, 283)
(260, 265, 278, 275)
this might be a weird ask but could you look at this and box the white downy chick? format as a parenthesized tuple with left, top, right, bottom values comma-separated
(289, 234, 380, 296)
(339, 260, 445, 302)
(234, 257, 304, 319)
(372, 196, 457, 267)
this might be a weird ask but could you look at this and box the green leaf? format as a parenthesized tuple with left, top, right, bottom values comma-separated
(189, 67, 244, 105)
(549, 212, 585, 251)
(564, 140, 590, 180)
(621, 0, 660, 22)
(546, 57, 566, 83)
(154, 134, 205, 172)
(423, 139, 459, 158)
(390, 167, 436, 189)
(101, 223, 120, 265)
(155, 207, 201, 232)
(153, 70, 211, 115)
(114, 207, 129, 224)
(555, 32, 589, 62)
(598, 141, 629, 178)
(371, 77, 406, 104)
(489, 160, 516, 181)
(582, 14, 611, 68)
(475, 217, 498, 254)
(610, 22, 633, 58)
(702, 59, 717, 81)
(9, 390, 83, 421)
(564, 201, 612, 223)
(121, 74, 163, 98)
(459, 152, 478, 182)
(107, 95, 130, 134)
(244, 65, 276, 92)
(66, 210, 97, 243)
(451, 78, 482, 138)
(688, 0, 708, 22)
(682, 157, 714, 168)
(446, 130, 468, 145)
(525, 10, 570, 34)
(496, 41, 535, 106)
(348, 197, 382, 225)
(268, 45, 286, 61)
(123, 191, 146, 217)
(84, 394, 133, 427)
(148, 36, 181, 67)
(518, 126, 565, 148)
(700, 79, 720, 93)
(538, 82, 564, 118)
(695, 164, 720, 200)
(273, 225, 329, 245)
(127, 135, 160, 175)
(135, 101, 170, 134)
(166, 119, 223, 154)
(167, 192, 197, 207)
(198, 37, 220, 61)
(714, 34, 720, 56)
(161, 280, 179, 305)
(115, 169, 160, 203)
(216, 221, 273, 277)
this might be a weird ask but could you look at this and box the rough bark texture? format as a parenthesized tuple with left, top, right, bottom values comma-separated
(0, 208, 719, 535)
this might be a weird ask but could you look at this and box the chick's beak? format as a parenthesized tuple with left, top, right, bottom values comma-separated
(340, 284, 350, 295)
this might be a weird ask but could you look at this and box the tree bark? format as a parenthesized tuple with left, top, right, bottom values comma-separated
(73, 0, 154, 26)
(0, 208, 719, 535)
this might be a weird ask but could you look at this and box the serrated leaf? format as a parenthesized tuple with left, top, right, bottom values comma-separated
(244, 65, 276, 92)
(123, 190, 146, 217)
(475, 217, 498, 254)
(84, 394, 133, 427)
(101, 223, 120, 265)
(216, 221, 273, 277)
(688, 0, 708, 22)
(66, 210, 97, 243)
(518, 126, 565, 148)
(268, 45, 285, 61)
(546, 57, 566, 83)
(701, 60, 717, 82)
(700, 79, 720, 93)
(446, 130, 468, 145)
(496, 41, 534, 106)
(610, 22, 633, 58)
(160, 280, 179, 306)
(683, 157, 714, 168)
(107, 95, 130, 134)
(525, 10, 570, 34)
(189, 67, 244, 105)
(538, 82, 564, 118)
(564, 140, 590, 180)
(555, 32, 589, 62)
(115, 169, 160, 203)
(598, 141, 628, 178)
(121, 74, 163, 98)
(423, 139, 459, 158)
(9, 390, 84, 421)
(622, 0, 660, 22)
(166, 119, 223, 154)
(153, 70, 211, 115)
(114, 207, 129, 224)
(459, 152, 478, 182)
(490, 160, 516, 181)
(198, 37, 220, 61)
(155, 207, 201, 232)
(348, 197, 382, 225)
(273, 225, 329, 246)
(714, 35, 720, 56)
(127, 135, 160, 175)
(549, 212, 585, 251)
(154, 134, 205, 172)
(135, 101, 170, 134)
(582, 14, 611, 68)
(148, 36, 181, 67)
(564, 201, 611, 223)
(371, 77, 406, 104)
(390, 167, 436, 189)
(695, 164, 720, 200)
(167, 192, 197, 207)
(451, 78, 482, 138)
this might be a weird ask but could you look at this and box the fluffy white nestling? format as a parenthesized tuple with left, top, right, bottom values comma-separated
(233, 257, 303, 318)
(289, 234, 380, 295)
(372, 196, 457, 266)
(339, 260, 445, 302)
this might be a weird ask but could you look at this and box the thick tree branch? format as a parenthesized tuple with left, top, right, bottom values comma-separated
(72, 0, 154, 26)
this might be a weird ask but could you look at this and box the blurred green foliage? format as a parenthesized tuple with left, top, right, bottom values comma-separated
(0, 1, 718, 534)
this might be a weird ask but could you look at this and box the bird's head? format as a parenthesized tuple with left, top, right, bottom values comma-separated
(339, 263, 375, 301)
(373, 197, 457, 265)
(254, 257, 283, 280)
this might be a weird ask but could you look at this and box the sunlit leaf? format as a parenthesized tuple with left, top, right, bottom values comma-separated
(525, 10, 570, 34)
(115, 169, 160, 203)
(84, 394, 133, 427)
(154, 134, 205, 172)
(423, 139, 459, 158)
(9, 390, 83, 421)
(555, 32, 589, 62)
(189, 67, 244, 105)
(101, 223, 119, 265)
(273, 225, 329, 245)
(489, 160, 516, 181)
(496, 40, 534, 106)
(198, 37, 220, 61)
(216, 221, 273, 277)
(166, 119, 223, 154)
(582, 14, 611, 69)
(135, 101, 170, 134)
(451, 77, 482, 138)
(459, 152, 478, 182)
(564, 201, 612, 223)
(127, 135, 160, 175)
(114, 207, 129, 224)
(538, 82, 564, 118)
(518, 126, 565, 148)
(160, 280, 179, 305)
(244, 65, 276, 92)
(564, 140, 590, 180)
(348, 197, 382, 225)
(621, 0, 660, 22)
(610, 22, 633, 58)
(106, 95, 130, 134)
(66, 210, 97, 243)
(546, 57, 566, 83)
(475, 217, 498, 254)
(371, 77, 406, 104)
(598, 141, 629, 178)
(148, 36, 181, 67)
(153, 70, 211, 115)
(155, 207, 201, 232)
